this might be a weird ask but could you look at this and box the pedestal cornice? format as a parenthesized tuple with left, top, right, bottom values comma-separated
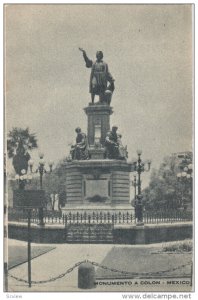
(84, 104, 113, 115)
(65, 159, 132, 172)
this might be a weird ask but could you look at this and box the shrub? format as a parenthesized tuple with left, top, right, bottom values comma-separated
(162, 240, 192, 252)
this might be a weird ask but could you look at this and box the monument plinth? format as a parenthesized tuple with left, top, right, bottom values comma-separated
(65, 160, 132, 209)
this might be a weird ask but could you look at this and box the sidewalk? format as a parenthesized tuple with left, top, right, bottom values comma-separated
(7, 239, 193, 292)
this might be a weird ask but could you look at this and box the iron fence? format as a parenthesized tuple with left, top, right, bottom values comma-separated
(8, 208, 63, 224)
(8, 208, 192, 225)
(143, 210, 192, 224)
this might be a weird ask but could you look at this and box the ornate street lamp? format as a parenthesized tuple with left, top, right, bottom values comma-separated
(131, 172, 137, 202)
(131, 171, 138, 213)
(28, 153, 54, 226)
(29, 154, 53, 188)
(15, 169, 33, 190)
(177, 163, 193, 210)
(132, 150, 151, 225)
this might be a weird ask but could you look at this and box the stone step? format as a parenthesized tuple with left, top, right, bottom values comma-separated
(66, 234, 113, 238)
(66, 229, 114, 243)
(66, 233, 113, 238)
(66, 237, 113, 242)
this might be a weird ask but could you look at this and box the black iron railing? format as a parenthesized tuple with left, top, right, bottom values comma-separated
(143, 210, 192, 224)
(8, 208, 192, 225)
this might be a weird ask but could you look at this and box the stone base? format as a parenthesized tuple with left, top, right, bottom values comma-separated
(62, 205, 133, 214)
(134, 226, 146, 244)
(64, 159, 132, 209)
(88, 147, 105, 159)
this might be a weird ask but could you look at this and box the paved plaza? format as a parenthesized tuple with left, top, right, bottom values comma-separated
(6, 239, 193, 292)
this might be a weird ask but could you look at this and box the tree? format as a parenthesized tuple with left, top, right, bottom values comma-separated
(7, 127, 38, 158)
(142, 154, 192, 210)
(7, 127, 38, 175)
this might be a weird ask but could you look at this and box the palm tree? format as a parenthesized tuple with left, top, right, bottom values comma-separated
(7, 127, 38, 175)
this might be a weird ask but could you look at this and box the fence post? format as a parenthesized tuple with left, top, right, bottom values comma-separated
(100, 212, 102, 224)
(69, 212, 72, 224)
(122, 212, 125, 223)
(107, 212, 110, 224)
(64, 214, 68, 241)
(119, 212, 121, 223)
(78, 262, 95, 289)
(84, 212, 87, 224)
(88, 214, 91, 243)
(115, 213, 117, 224)
(126, 212, 129, 224)
(112, 214, 114, 226)
(73, 213, 75, 224)
(4, 262, 8, 292)
(104, 213, 106, 223)
(80, 213, 83, 224)
(130, 213, 133, 224)
(77, 212, 79, 224)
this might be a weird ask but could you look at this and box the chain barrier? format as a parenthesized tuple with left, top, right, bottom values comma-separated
(8, 274, 29, 284)
(8, 260, 86, 284)
(87, 260, 192, 277)
(8, 259, 192, 285)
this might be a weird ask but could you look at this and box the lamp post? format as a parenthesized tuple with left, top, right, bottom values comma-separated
(28, 153, 53, 226)
(132, 172, 137, 201)
(15, 170, 33, 190)
(177, 163, 193, 211)
(133, 150, 151, 225)
(15, 170, 33, 193)
(14, 169, 34, 288)
(131, 172, 138, 217)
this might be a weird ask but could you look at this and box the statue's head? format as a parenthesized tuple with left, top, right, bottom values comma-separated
(96, 51, 103, 61)
(112, 126, 118, 132)
(75, 127, 81, 133)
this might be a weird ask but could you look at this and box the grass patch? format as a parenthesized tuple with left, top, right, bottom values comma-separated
(162, 240, 192, 253)
(96, 246, 192, 279)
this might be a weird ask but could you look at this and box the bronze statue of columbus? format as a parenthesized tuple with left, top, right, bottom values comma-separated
(79, 48, 115, 104)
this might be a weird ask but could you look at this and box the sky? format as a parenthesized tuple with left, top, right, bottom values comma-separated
(5, 4, 193, 182)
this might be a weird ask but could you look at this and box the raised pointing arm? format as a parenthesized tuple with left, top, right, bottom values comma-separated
(79, 47, 92, 68)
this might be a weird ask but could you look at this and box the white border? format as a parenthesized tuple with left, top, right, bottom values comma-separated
(1, 1, 196, 300)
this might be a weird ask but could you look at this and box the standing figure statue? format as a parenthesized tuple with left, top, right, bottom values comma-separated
(70, 127, 89, 160)
(79, 48, 115, 104)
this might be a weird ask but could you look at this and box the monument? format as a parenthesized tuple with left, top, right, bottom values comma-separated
(63, 49, 132, 211)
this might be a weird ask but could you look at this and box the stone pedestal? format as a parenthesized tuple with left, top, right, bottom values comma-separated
(135, 226, 146, 244)
(65, 102, 131, 211)
(84, 104, 113, 147)
(64, 160, 132, 209)
(88, 147, 105, 159)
